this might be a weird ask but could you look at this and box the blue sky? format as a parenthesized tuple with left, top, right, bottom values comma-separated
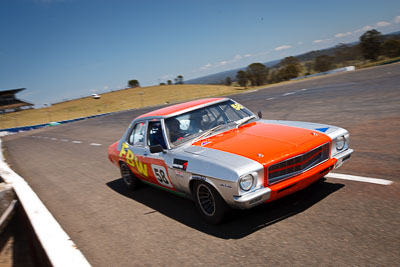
(1, 0, 400, 106)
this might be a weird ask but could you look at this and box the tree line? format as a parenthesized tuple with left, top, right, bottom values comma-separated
(227, 29, 400, 87)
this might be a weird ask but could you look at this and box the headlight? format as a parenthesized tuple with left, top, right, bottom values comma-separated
(336, 136, 346, 151)
(239, 174, 254, 191)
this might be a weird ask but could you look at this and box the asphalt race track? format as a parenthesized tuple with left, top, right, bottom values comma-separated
(3, 63, 400, 266)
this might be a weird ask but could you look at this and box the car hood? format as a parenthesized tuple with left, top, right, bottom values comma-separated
(191, 121, 331, 166)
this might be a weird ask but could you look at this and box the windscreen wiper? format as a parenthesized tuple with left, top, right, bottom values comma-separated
(235, 115, 257, 129)
(191, 124, 225, 144)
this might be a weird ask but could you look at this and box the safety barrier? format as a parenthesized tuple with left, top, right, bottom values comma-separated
(0, 139, 91, 266)
(0, 112, 114, 134)
(291, 66, 355, 81)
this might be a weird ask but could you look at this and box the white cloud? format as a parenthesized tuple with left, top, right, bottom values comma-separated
(313, 39, 324, 44)
(395, 16, 400, 24)
(234, 55, 242, 60)
(218, 61, 229, 66)
(355, 25, 373, 33)
(335, 32, 352, 38)
(243, 54, 253, 58)
(274, 45, 292, 51)
(376, 21, 391, 27)
(297, 41, 303, 45)
(200, 63, 212, 70)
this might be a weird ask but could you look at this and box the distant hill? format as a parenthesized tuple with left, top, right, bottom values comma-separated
(186, 31, 400, 85)
(186, 59, 280, 85)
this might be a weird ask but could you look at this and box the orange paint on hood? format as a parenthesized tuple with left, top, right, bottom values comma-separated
(193, 122, 331, 166)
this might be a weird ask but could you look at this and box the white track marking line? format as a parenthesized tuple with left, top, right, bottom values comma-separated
(60, 139, 69, 142)
(266, 97, 276, 100)
(51, 138, 57, 140)
(243, 89, 258, 94)
(282, 92, 296, 96)
(326, 173, 393, 185)
(90, 143, 102, 146)
(71, 141, 82, 144)
(282, 93, 295, 96)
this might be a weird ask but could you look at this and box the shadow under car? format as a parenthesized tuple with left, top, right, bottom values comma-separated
(106, 178, 344, 239)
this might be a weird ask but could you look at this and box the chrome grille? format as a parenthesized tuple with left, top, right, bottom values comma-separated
(268, 142, 330, 184)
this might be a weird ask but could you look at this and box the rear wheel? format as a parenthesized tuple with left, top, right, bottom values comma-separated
(120, 162, 140, 190)
(194, 181, 229, 224)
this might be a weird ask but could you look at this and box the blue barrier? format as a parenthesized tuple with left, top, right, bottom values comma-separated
(0, 111, 114, 134)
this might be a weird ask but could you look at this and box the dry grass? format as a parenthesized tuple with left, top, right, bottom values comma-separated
(0, 84, 248, 129)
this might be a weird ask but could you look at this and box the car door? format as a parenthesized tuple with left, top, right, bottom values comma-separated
(144, 120, 178, 191)
(122, 121, 152, 182)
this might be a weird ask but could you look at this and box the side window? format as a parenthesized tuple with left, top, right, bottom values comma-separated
(147, 121, 167, 149)
(128, 122, 146, 146)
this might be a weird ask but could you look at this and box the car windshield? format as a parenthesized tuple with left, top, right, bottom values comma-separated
(164, 100, 255, 147)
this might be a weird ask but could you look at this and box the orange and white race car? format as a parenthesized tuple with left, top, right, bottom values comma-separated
(108, 98, 353, 224)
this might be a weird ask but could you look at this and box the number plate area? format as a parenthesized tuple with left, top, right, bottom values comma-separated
(151, 165, 174, 188)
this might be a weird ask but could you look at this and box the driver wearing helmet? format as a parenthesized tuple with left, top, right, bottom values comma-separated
(166, 118, 182, 143)
(189, 110, 208, 133)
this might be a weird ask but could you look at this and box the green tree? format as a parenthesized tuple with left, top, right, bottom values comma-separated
(334, 44, 353, 63)
(268, 70, 282, 83)
(314, 55, 335, 72)
(175, 75, 184, 84)
(279, 56, 302, 80)
(334, 43, 363, 64)
(280, 56, 298, 67)
(236, 70, 248, 87)
(167, 80, 172, 85)
(382, 39, 400, 58)
(128, 79, 140, 88)
(225, 77, 232, 86)
(360, 29, 383, 61)
(246, 63, 269, 86)
(304, 62, 314, 75)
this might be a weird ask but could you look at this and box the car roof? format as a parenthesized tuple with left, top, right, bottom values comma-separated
(136, 97, 228, 119)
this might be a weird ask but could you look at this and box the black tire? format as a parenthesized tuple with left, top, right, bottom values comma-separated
(120, 162, 140, 190)
(194, 181, 229, 224)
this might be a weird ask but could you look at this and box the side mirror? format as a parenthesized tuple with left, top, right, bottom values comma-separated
(257, 111, 262, 119)
(150, 144, 165, 154)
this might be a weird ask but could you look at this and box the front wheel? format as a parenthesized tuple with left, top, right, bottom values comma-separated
(120, 162, 140, 190)
(194, 181, 229, 224)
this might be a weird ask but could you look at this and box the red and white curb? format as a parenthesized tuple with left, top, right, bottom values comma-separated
(0, 139, 91, 267)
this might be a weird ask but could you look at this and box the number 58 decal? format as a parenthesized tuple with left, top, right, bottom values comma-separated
(151, 165, 173, 188)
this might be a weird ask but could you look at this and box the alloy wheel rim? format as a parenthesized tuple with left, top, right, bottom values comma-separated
(197, 184, 215, 216)
(121, 165, 132, 185)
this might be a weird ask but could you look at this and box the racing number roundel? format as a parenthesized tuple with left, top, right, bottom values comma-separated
(151, 165, 173, 188)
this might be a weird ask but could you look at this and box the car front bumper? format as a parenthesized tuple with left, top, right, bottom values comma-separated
(232, 187, 271, 209)
(333, 148, 353, 169)
(230, 148, 353, 210)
